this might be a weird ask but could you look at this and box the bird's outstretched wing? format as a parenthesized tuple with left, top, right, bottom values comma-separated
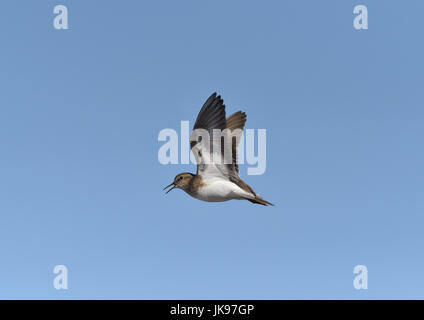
(190, 93, 245, 179)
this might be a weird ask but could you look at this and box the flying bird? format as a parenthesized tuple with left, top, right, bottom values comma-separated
(164, 93, 273, 206)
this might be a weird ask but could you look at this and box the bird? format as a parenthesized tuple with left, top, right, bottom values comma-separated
(163, 92, 273, 206)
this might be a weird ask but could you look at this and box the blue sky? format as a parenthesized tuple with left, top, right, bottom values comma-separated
(0, 0, 423, 299)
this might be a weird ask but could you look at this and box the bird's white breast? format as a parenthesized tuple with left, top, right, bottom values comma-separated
(188, 178, 253, 202)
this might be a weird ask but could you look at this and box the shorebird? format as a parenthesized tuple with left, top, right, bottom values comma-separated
(164, 93, 273, 206)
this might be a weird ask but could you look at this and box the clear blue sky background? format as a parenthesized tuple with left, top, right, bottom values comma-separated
(0, 0, 423, 299)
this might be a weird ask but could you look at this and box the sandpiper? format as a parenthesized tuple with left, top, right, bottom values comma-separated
(164, 93, 273, 206)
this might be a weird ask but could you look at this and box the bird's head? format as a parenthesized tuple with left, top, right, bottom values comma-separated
(163, 172, 194, 194)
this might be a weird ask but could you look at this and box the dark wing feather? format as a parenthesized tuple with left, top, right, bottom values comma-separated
(226, 111, 246, 175)
(191, 93, 226, 148)
(226, 111, 246, 132)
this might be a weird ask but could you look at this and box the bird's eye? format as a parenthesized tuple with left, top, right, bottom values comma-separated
(179, 176, 183, 180)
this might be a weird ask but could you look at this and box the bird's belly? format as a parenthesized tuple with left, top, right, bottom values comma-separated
(189, 180, 250, 202)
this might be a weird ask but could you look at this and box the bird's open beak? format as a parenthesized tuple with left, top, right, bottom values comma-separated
(163, 182, 176, 194)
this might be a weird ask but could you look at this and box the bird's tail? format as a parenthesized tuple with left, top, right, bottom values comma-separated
(246, 195, 274, 206)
